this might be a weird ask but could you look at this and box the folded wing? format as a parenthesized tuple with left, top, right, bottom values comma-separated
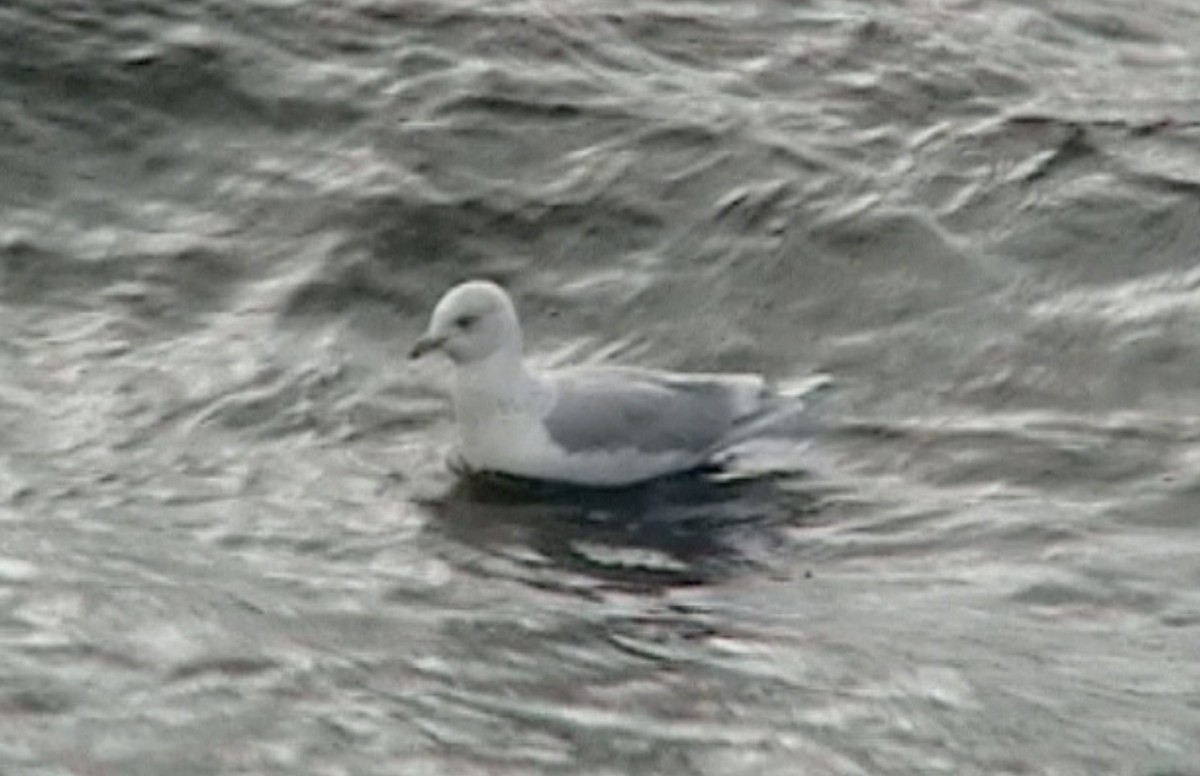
(542, 367, 767, 455)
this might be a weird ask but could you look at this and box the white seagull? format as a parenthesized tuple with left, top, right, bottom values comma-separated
(410, 280, 826, 487)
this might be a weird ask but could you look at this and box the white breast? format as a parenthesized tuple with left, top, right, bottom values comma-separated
(452, 369, 549, 474)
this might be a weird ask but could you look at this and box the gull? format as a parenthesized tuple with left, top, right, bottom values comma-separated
(410, 280, 826, 487)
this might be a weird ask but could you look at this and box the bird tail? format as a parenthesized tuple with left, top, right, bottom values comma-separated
(713, 373, 836, 453)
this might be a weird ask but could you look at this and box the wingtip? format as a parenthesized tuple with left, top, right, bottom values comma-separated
(778, 372, 836, 400)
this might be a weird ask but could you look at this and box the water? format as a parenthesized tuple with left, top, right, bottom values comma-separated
(2, 0, 1200, 773)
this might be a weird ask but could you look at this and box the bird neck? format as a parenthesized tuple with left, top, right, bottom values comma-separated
(453, 349, 541, 415)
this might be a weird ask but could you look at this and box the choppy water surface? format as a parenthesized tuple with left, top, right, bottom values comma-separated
(3, 0, 1200, 773)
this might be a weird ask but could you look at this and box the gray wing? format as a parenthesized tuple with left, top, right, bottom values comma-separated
(541, 367, 764, 455)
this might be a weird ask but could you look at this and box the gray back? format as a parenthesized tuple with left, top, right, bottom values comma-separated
(542, 369, 749, 454)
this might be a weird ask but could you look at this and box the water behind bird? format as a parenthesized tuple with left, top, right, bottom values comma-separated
(2, 0, 1199, 773)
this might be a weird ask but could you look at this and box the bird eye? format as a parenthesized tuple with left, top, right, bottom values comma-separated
(454, 314, 478, 330)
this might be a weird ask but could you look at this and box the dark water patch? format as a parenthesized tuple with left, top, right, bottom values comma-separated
(600, 9, 774, 70)
(1015, 122, 1096, 183)
(391, 116, 640, 201)
(923, 115, 1098, 233)
(1161, 611, 1200, 629)
(623, 121, 830, 225)
(633, 123, 732, 163)
(422, 470, 822, 592)
(1012, 575, 1166, 615)
(1128, 169, 1200, 197)
(999, 115, 1200, 194)
(0, 236, 88, 306)
(1048, 8, 1169, 45)
(995, 159, 1200, 285)
(709, 179, 799, 236)
(859, 66, 995, 128)
(393, 45, 460, 79)
(0, 235, 129, 309)
(812, 208, 967, 274)
(355, 0, 578, 56)
(946, 273, 1200, 413)
(192, 361, 351, 439)
(0, 686, 76, 716)
(425, 64, 619, 124)
(282, 194, 496, 322)
(906, 116, 1200, 264)
(103, 244, 246, 331)
(167, 655, 278, 683)
(814, 14, 1034, 134)
(1, 6, 368, 146)
(910, 420, 1173, 492)
(0, 230, 243, 335)
(283, 185, 666, 329)
(1110, 486, 1200, 531)
(1112, 126, 1200, 195)
(0, 108, 72, 208)
(438, 93, 589, 123)
(805, 208, 995, 329)
(354, 0, 463, 26)
(280, 249, 430, 325)
(119, 28, 368, 131)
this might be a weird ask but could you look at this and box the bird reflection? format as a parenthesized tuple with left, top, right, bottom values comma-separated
(420, 465, 822, 592)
